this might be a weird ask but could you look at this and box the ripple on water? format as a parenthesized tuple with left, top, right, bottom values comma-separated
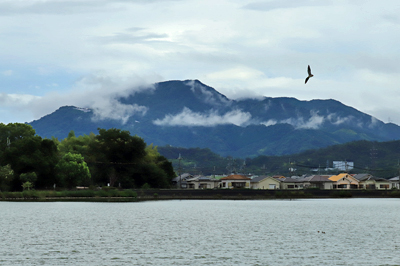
(1, 199, 400, 265)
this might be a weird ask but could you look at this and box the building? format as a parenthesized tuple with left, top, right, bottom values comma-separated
(332, 161, 354, 171)
(220, 174, 251, 189)
(353, 174, 391, 189)
(186, 176, 220, 189)
(329, 173, 359, 189)
(300, 175, 334, 190)
(250, 176, 281, 189)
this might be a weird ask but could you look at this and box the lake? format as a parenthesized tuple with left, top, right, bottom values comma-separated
(1, 199, 400, 265)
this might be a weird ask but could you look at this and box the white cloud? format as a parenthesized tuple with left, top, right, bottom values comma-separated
(280, 111, 325, 129)
(153, 107, 251, 127)
(1, 70, 13, 76)
(261, 119, 277, 127)
(0, 71, 159, 124)
(260, 111, 376, 130)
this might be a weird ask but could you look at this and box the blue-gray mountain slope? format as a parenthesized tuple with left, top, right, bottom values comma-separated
(29, 80, 400, 157)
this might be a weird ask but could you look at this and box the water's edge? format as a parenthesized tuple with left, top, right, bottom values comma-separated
(2, 189, 399, 202)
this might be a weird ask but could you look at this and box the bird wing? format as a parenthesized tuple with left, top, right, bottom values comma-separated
(307, 65, 312, 75)
(305, 77, 310, 84)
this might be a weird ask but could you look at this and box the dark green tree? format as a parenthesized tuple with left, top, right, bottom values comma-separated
(0, 164, 13, 191)
(0, 124, 59, 190)
(89, 128, 147, 187)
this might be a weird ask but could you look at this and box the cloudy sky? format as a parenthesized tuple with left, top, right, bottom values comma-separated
(1, 0, 400, 125)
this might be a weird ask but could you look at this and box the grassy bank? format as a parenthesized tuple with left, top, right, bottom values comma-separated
(0, 188, 138, 201)
(2, 189, 400, 202)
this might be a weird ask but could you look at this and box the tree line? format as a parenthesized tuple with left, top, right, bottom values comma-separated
(0, 123, 175, 191)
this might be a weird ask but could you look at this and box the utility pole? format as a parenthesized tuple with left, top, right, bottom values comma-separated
(370, 145, 377, 173)
(397, 160, 400, 189)
(177, 153, 182, 189)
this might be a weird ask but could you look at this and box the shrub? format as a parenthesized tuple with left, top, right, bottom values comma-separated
(117, 190, 137, 197)
(23, 190, 41, 199)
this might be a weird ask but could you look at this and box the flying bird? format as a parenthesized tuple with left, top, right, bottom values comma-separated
(305, 65, 313, 84)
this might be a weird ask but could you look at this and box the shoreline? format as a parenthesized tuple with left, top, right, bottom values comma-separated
(1, 189, 399, 202)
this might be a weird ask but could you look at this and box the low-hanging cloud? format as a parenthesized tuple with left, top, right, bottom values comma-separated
(153, 107, 251, 127)
(280, 111, 325, 129)
(1, 71, 160, 124)
(260, 111, 376, 130)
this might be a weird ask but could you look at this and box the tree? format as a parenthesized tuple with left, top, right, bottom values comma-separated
(56, 152, 91, 189)
(89, 128, 147, 187)
(0, 123, 36, 165)
(0, 164, 14, 191)
(57, 130, 96, 158)
(20, 172, 37, 190)
(1, 124, 59, 190)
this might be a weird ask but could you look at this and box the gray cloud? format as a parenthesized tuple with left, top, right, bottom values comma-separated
(1, 0, 400, 127)
(0, 0, 182, 15)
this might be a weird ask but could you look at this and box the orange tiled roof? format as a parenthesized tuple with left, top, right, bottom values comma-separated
(220, 174, 251, 180)
(329, 173, 349, 182)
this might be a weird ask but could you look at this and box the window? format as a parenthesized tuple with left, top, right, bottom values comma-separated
(232, 182, 245, 188)
(380, 184, 389, 189)
(287, 185, 294, 189)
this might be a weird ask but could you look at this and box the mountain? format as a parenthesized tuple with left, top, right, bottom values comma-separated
(29, 79, 400, 157)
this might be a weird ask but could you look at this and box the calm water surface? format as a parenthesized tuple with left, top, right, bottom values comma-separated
(1, 199, 400, 265)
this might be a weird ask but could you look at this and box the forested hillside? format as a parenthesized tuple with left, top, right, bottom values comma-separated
(159, 140, 400, 178)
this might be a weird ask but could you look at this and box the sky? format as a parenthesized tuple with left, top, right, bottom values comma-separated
(1, 0, 400, 125)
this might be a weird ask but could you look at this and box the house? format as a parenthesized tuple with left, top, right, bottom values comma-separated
(299, 175, 334, 190)
(172, 173, 193, 189)
(251, 176, 281, 189)
(389, 176, 400, 189)
(329, 173, 359, 189)
(281, 177, 304, 189)
(186, 176, 220, 189)
(354, 174, 391, 190)
(220, 174, 251, 189)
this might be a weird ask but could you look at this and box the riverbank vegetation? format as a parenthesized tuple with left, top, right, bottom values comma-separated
(0, 123, 175, 191)
(0, 188, 138, 200)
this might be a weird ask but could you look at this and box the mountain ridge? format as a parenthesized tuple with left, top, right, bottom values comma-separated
(28, 79, 400, 157)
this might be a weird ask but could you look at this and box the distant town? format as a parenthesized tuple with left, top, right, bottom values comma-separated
(174, 162, 400, 190)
